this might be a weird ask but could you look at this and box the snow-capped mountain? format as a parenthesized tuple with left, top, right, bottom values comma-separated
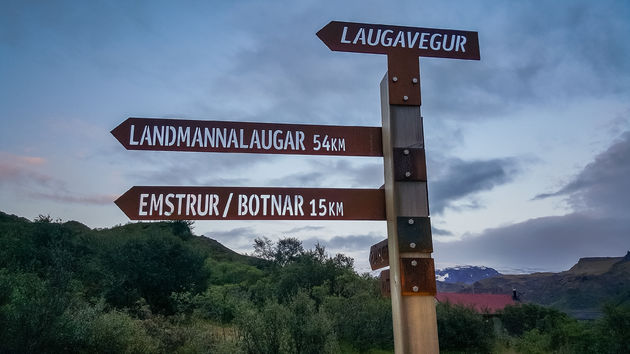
(435, 265, 500, 284)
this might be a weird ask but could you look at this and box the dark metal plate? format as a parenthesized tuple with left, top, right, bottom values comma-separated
(400, 258, 436, 296)
(397, 216, 433, 252)
(393, 147, 427, 181)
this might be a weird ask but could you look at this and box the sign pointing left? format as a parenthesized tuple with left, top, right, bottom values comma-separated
(111, 118, 383, 157)
(115, 186, 386, 221)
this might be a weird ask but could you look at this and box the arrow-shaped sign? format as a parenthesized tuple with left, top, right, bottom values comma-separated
(111, 118, 383, 157)
(115, 186, 386, 221)
(317, 21, 480, 60)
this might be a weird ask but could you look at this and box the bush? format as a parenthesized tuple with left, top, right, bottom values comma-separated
(436, 302, 494, 353)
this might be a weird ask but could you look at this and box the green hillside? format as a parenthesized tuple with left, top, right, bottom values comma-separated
(1, 211, 629, 353)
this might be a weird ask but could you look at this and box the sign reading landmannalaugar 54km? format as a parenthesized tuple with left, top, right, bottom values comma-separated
(111, 118, 383, 157)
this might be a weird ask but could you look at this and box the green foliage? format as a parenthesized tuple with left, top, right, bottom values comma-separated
(436, 302, 494, 353)
(323, 292, 393, 351)
(236, 292, 338, 354)
(100, 229, 208, 313)
(597, 303, 630, 354)
(3, 211, 630, 353)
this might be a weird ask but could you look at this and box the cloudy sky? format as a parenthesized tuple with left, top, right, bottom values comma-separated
(1, 0, 629, 274)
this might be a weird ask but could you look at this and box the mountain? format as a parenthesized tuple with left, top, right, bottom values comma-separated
(440, 253, 630, 319)
(435, 265, 501, 284)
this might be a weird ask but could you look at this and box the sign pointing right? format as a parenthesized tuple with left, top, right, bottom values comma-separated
(317, 21, 480, 60)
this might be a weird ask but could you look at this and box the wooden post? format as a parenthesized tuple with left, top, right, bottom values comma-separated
(381, 63, 439, 353)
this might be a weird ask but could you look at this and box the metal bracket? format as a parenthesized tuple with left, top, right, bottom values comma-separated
(397, 216, 433, 252)
(380, 269, 391, 297)
(393, 147, 427, 181)
(387, 52, 421, 106)
(400, 257, 436, 296)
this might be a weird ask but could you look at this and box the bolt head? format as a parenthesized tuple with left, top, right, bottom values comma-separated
(412, 77, 419, 84)
(412, 286, 419, 292)
(409, 242, 416, 248)
(392, 76, 398, 82)
(411, 260, 418, 266)
(403, 149, 410, 155)
(405, 171, 411, 178)
(403, 95, 409, 101)
(408, 218, 415, 225)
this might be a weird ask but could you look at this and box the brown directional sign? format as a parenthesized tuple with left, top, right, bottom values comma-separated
(115, 186, 385, 221)
(380, 269, 391, 297)
(111, 118, 383, 157)
(317, 21, 480, 60)
(369, 239, 389, 270)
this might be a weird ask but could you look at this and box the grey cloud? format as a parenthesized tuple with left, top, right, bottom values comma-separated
(431, 226, 453, 237)
(283, 225, 325, 233)
(429, 157, 521, 214)
(435, 213, 629, 273)
(267, 159, 383, 188)
(422, 1, 630, 121)
(535, 131, 630, 218)
(28, 192, 115, 205)
(0, 154, 114, 206)
(204, 227, 262, 252)
(123, 152, 275, 186)
(438, 131, 630, 272)
(302, 233, 385, 251)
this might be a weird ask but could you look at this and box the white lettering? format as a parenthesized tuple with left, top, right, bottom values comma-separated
(353, 28, 366, 45)
(430, 33, 442, 50)
(443, 34, 456, 51)
(129, 124, 140, 145)
(367, 28, 381, 46)
(238, 194, 248, 216)
(407, 32, 419, 48)
(381, 29, 394, 46)
(150, 194, 163, 216)
(239, 129, 249, 148)
(340, 26, 351, 44)
(140, 126, 152, 145)
(419, 33, 429, 49)
(139, 193, 148, 216)
(456, 35, 466, 52)
(392, 31, 406, 47)
(165, 194, 174, 216)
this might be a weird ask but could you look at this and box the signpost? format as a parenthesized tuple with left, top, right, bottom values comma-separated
(113, 19, 479, 354)
(318, 20, 480, 354)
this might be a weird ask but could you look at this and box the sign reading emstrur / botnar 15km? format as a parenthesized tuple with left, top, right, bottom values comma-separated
(317, 21, 480, 60)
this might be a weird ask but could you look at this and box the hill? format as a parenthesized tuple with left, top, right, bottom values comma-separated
(443, 253, 630, 319)
(435, 265, 500, 284)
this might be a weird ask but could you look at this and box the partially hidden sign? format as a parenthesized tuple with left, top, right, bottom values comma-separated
(111, 118, 383, 157)
(115, 186, 385, 221)
(317, 21, 480, 60)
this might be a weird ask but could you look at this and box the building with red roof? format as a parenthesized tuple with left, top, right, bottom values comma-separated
(435, 293, 516, 314)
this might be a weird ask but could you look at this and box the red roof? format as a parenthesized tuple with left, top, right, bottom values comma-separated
(435, 293, 515, 314)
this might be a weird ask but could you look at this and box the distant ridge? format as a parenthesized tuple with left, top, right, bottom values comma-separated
(437, 252, 630, 320)
(567, 256, 624, 275)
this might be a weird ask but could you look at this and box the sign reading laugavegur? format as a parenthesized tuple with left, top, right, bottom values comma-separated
(111, 118, 383, 156)
(317, 21, 480, 60)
